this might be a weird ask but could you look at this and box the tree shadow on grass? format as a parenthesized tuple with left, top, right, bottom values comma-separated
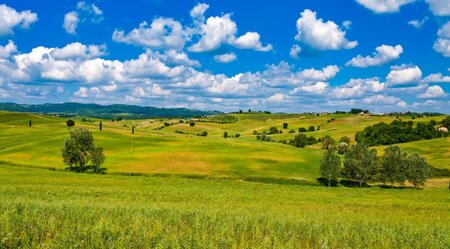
(339, 180, 371, 188)
(65, 166, 107, 174)
(316, 178, 339, 187)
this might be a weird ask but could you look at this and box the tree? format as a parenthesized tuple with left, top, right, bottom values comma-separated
(223, 131, 228, 138)
(381, 146, 407, 188)
(283, 123, 288, 129)
(339, 136, 351, 144)
(405, 153, 429, 188)
(189, 122, 195, 127)
(269, 126, 279, 134)
(29, 120, 32, 127)
(62, 128, 95, 172)
(441, 116, 450, 129)
(337, 142, 349, 155)
(235, 133, 240, 138)
(321, 135, 336, 149)
(99, 121, 102, 131)
(308, 126, 315, 132)
(132, 125, 135, 134)
(298, 127, 307, 132)
(66, 119, 75, 127)
(320, 149, 341, 187)
(343, 143, 378, 187)
(91, 147, 105, 173)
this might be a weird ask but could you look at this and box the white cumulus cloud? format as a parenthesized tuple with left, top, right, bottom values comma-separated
(433, 21, 450, 57)
(355, 0, 416, 13)
(214, 53, 237, 63)
(0, 4, 38, 36)
(386, 65, 422, 85)
(418, 85, 447, 98)
(289, 45, 302, 59)
(346, 44, 403, 67)
(425, 0, 450, 16)
(294, 9, 357, 50)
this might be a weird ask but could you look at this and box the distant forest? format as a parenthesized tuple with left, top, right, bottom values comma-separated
(0, 102, 221, 119)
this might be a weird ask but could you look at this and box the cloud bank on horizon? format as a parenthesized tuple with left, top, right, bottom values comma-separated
(0, 0, 449, 113)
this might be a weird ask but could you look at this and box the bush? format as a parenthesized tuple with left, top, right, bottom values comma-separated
(283, 123, 288, 129)
(308, 126, 315, 132)
(189, 122, 195, 127)
(298, 127, 307, 132)
(268, 127, 279, 134)
(235, 133, 240, 138)
(223, 131, 228, 138)
(66, 119, 75, 127)
(288, 129, 295, 133)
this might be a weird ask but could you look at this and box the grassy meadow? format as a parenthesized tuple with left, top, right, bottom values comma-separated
(0, 165, 449, 248)
(1, 111, 449, 248)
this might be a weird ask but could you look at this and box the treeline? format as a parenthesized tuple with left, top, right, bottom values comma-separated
(356, 118, 449, 146)
(320, 144, 429, 188)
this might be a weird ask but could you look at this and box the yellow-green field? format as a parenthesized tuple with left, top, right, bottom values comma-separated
(0, 165, 449, 248)
(1, 111, 449, 248)
(1, 111, 448, 178)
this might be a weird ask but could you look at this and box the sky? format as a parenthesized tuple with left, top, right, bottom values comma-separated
(0, 0, 449, 113)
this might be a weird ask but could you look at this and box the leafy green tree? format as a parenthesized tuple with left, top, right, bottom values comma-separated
(339, 136, 351, 144)
(320, 149, 341, 187)
(91, 147, 105, 173)
(235, 133, 240, 138)
(298, 127, 307, 132)
(269, 126, 279, 134)
(308, 126, 315, 132)
(66, 119, 75, 127)
(29, 120, 32, 127)
(337, 142, 349, 155)
(189, 122, 195, 127)
(62, 128, 95, 172)
(441, 116, 450, 129)
(405, 153, 429, 188)
(223, 131, 228, 138)
(343, 143, 378, 187)
(283, 123, 288, 129)
(99, 121, 102, 131)
(381, 146, 407, 188)
(132, 125, 135, 134)
(321, 135, 336, 149)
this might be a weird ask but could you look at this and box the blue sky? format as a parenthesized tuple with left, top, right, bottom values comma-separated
(0, 0, 449, 113)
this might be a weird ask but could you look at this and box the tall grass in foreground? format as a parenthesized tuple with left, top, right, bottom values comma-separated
(0, 165, 449, 248)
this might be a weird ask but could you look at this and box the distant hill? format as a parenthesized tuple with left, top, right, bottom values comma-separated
(0, 102, 221, 119)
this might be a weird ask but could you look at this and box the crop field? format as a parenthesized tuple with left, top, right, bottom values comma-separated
(0, 165, 449, 248)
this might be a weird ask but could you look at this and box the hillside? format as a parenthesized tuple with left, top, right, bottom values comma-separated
(0, 102, 221, 119)
(0, 111, 448, 181)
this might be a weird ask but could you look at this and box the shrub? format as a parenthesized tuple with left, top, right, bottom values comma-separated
(283, 123, 288, 129)
(299, 127, 307, 132)
(308, 126, 315, 132)
(189, 122, 195, 127)
(288, 129, 295, 133)
(66, 119, 75, 127)
(235, 133, 240, 138)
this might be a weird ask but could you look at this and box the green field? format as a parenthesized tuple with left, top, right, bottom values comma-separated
(1, 111, 448, 178)
(1, 111, 449, 248)
(0, 165, 449, 248)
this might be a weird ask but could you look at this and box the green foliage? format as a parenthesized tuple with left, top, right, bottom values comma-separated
(197, 131, 208, 137)
(343, 143, 378, 187)
(288, 129, 295, 133)
(320, 149, 341, 187)
(28, 120, 31, 127)
(339, 136, 351, 144)
(61, 128, 105, 173)
(283, 122, 288, 129)
(268, 126, 279, 134)
(99, 121, 102, 131)
(356, 120, 443, 146)
(381, 146, 408, 187)
(189, 122, 195, 127)
(350, 108, 369, 114)
(321, 135, 336, 149)
(298, 127, 307, 132)
(235, 133, 240, 138)
(66, 119, 75, 127)
(206, 114, 238, 123)
(337, 142, 348, 155)
(291, 134, 318, 148)
(132, 125, 135, 134)
(405, 153, 430, 188)
(62, 128, 95, 171)
(441, 116, 450, 128)
(91, 147, 105, 173)
(308, 125, 315, 132)
(223, 131, 228, 138)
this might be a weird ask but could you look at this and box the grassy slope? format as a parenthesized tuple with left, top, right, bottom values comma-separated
(0, 165, 448, 248)
(0, 111, 448, 179)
